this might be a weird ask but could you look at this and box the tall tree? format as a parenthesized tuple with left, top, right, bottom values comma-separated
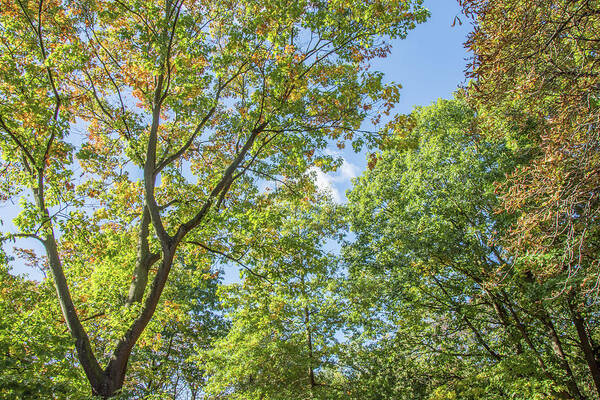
(343, 98, 600, 399)
(461, 1, 600, 394)
(203, 194, 344, 400)
(0, 0, 428, 396)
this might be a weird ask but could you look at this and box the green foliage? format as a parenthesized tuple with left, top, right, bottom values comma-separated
(341, 98, 599, 400)
(203, 195, 344, 399)
(0, 264, 88, 399)
(2, 1, 597, 399)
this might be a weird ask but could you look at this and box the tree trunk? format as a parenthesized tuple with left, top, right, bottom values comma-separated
(568, 300, 600, 398)
(488, 291, 523, 354)
(537, 309, 584, 400)
(304, 306, 316, 389)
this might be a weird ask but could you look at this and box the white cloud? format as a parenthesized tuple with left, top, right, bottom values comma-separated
(309, 158, 359, 203)
(311, 167, 341, 202)
(339, 159, 358, 181)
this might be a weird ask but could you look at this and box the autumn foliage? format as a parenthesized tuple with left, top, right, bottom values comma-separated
(462, 0, 600, 296)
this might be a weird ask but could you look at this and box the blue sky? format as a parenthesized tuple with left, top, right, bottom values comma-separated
(381, 1, 471, 115)
(314, 0, 472, 202)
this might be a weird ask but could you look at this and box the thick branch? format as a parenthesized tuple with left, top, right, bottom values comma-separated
(0, 114, 36, 166)
(104, 247, 177, 394)
(569, 299, 600, 398)
(174, 121, 268, 244)
(155, 62, 251, 174)
(144, 73, 170, 245)
(127, 206, 161, 305)
(31, 171, 104, 390)
(154, 103, 217, 174)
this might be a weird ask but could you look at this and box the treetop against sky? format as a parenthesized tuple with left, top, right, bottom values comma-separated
(3, 0, 470, 279)
(312, 1, 470, 204)
(0, 0, 432, 396)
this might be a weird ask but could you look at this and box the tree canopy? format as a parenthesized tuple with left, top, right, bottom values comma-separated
(1, 0, 599, 399)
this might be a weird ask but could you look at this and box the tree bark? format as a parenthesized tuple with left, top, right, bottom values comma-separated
(537, 308, 584, 400)
(304, 306, 316, 389)
(100, 248, 177, 396)
(127, 206, 160, 305)
(568, 300, 600, 398)
(34, 176, 106, 392)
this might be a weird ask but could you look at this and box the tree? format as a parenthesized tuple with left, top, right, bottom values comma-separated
(461, 1, 600, 394)
(114, 258, 226, 399)
(0, 0, 428, 396)
(342, 98, 600, 399)
(0, 237, 226, 399)
(202, 193, 344, 400)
